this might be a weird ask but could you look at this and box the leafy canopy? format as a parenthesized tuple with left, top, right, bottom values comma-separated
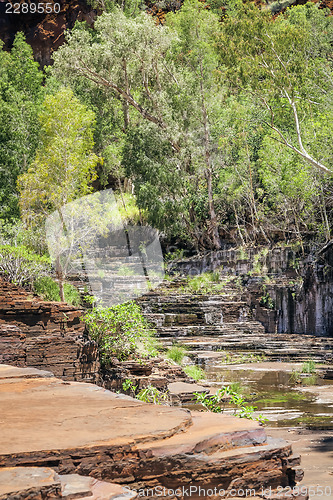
(18, 87, 99, 226)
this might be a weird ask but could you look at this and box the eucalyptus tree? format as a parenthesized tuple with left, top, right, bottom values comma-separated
(165, 0, 224, 249)
(51, 3, 227, 249)
(218, 2, 333, 176)
(0, 33, 43, 221)
(18, 88, 99, 299)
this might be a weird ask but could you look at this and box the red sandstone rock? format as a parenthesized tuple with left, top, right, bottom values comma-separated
(0, 278, 99, 382)
(0, 365, 305, 499)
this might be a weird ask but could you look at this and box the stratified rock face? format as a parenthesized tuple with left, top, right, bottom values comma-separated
(0, 0, 96, 67)
(168, 245, 333, 337)
(0, 278, 100, 382)
(0, 365, 305, 499)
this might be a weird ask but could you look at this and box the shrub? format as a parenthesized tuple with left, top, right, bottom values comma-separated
(33, 276, 60, 301)
(184, 365, 205, 381)
(166, 345, 186, 364)
(193, 386, 268, 424)
(136, 386, 169, 404)
(0, 220, 47, 255)
(185, 271, 225, 294)
(33, 276, 81, 306)
(122, 379, 169, 404)
(302, 360, 316, 374)
(0, 244, 50, 288)
(84, 301, 159, 362)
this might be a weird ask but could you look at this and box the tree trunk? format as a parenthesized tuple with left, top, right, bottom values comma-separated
(199, 61, 221, 250)
(56, 255, 65, 302)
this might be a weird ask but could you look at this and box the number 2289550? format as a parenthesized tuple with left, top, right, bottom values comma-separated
(5, 3, 61, 14)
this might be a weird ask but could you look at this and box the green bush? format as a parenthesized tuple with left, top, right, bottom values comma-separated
(166, 345, 186, 364)
(33, 276, 60, 301)
(302, 360, 316, 374)
(185, 271, 225, 294)
(33, 276, 81, 306)
(0, 244, 50, 288)
(184, 365, 205, 381)
(136, 386, 169, 404)
(193, 386, 268, 424)
(84, 301, 159, 362)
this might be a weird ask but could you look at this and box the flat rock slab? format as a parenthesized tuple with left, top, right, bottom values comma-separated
(138, 411, 266, 456)
(60, 474, 138, 499)
(0, 365, 192, 456)
(0, 364, 54, 380)
(0, 467, 138, 500)
(168, 381, 208, 395)
(0, 466, 61, 499)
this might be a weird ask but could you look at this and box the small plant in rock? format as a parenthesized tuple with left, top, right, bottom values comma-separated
(117, 264, 136, 276)
(302, 360, 316, 374)
(122, 378, 137, 397)
(122, 379, 169, 405)
(34, 276, 81, 306)
(185, 272, 225, 294)
(193, 386, 268, 424)
(289, 369, 302, 384)
(184, 365, 205, 381)
(166, 345, 186, 364)
(238, 247, 248, 260)
(136, 386, 170, 405)
(259, 285, 275, 309)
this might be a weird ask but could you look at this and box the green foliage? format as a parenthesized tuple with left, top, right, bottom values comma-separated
(33, 276, 60, 302)
(122, 378, 169, 404)
(84, 301, 158, 362)
(259, 285, 275, 309)
(183, 365, 205, 381)
(219, 350, 266, 364)
(18, 88, 99, 227)
(136, 386, 170, 404)
(166, 345, 186, 364)
(33, 276, 81, 306)
(185, 272, 225, 294)
(193, 386, 268, 424)
(117, 264, 136, 276)
(238, 247, 248, 260)
(45, 0, 333, 247)
(0, 219, 46, 255)
(0, 244, 50, 288)
(302, 360, 316, 374)
(0, 33, 44, 221)
(122, 378, 137, 396)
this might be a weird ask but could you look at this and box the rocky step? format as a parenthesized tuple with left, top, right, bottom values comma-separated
(0, 467, 138, 500)
(144, 308, 250, 327)
(169, 336, 333, 362)
(137, 410, 267, 456)
(156, 321, 265, 338)
(139, 292, 246, 305)
(0, 365, 304, 499)
(133, 436, 302, 498)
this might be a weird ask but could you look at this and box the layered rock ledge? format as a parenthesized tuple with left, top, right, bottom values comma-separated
(0, 364, 306, 499)
(0, 278, 99, 382)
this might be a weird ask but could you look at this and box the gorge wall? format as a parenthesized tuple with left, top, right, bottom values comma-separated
(0, 0, 96, 66)
(169, 244, 333, 337)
